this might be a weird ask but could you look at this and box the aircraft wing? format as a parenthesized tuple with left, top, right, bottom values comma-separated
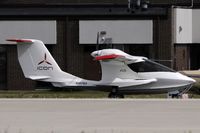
(95, 54, 146, 64)
(97, 78, 157, 88)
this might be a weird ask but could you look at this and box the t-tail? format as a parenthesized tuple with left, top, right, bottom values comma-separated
(6, 39, 85, 87)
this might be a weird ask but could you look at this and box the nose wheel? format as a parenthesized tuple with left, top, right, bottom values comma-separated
(167, 91, 181, 98)
(108, 87, 124, 98)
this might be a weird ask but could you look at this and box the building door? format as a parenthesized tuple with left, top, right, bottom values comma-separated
(174, 45, 190, 71)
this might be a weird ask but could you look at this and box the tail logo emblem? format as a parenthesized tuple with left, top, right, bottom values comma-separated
(37, 53, 53, 71)
(38, 53, 52, 65)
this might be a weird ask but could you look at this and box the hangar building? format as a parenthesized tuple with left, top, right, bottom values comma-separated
(0, 0, 199, 90)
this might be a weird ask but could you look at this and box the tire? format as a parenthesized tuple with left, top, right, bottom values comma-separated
(108, 92, 124, 98)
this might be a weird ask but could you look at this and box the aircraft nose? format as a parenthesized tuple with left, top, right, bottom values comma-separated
(179, 72, 196, 84)
(187, 78, 196, 85)
(188, 77, 196, 83)
(177, 73, 196, 94)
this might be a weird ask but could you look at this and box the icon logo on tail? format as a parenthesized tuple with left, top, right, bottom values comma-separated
(38, 53, 52, 65)
(37, 53, 53, 71)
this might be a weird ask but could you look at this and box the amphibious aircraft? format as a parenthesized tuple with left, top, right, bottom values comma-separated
(7, 39, 195, 98)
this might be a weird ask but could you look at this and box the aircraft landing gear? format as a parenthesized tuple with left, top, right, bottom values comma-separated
(167, 91, 180, 99)
(108, 87, 124, 98)
(108, 92, 124, 98)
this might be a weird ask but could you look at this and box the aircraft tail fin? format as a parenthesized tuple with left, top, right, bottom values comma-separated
(6, 39, 76, 81)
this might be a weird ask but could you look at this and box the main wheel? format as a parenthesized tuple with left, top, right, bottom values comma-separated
(108, 86, 125, 98)
(108, 92, 124, 98)
(118, 93, 124, 98)
(108, 92, 116, 98)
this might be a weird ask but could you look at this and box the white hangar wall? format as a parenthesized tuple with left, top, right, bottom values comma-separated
(0, 21, 57, 44)
(175, 8, 200, 44)
(79, 20, 153, 44)
(192, 9, 200, 43)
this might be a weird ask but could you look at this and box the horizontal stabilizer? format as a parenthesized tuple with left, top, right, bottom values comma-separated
(28, 76, 50, 80)
(6, 39, 33, 43)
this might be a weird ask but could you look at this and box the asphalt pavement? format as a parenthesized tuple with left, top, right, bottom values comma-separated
(0, 99, 200, 133)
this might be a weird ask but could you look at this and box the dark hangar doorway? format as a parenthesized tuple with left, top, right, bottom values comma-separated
(190, 45, 200, 70)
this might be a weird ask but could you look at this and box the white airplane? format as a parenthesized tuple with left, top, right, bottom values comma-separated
(7, 39, 195, 98)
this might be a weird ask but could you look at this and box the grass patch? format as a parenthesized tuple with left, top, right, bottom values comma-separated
(0, 90, 108, 98)
(0, 90, 199, 98)
(0, 85, 200, 98)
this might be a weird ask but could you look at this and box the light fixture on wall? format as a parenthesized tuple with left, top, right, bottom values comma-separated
(172, 0, 193, 8)
(141, 0, 149, 10)
(96, 31, 113, 50)
(96, 31, 106, 50)
(128, 0, 149, 11)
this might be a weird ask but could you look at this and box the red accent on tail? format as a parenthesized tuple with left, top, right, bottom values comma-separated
(6, 39, 33, 43)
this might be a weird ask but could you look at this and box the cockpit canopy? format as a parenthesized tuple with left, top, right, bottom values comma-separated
(128, 59, 175, 72)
